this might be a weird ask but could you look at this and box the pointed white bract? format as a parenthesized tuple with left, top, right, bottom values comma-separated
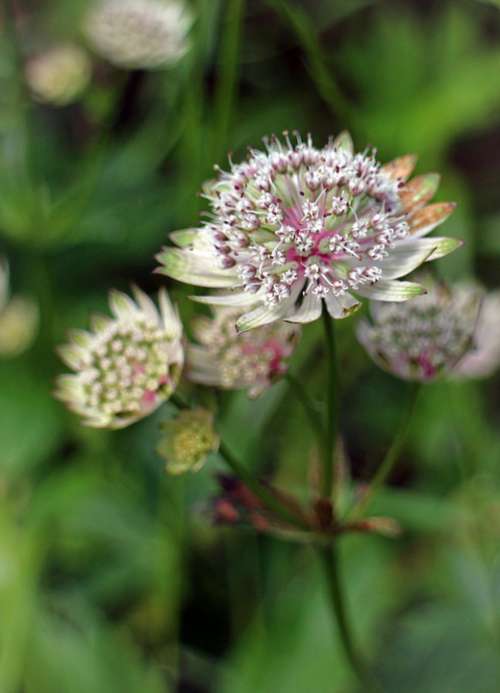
(187, 306, 300, 398)
(357, 278, 482, 382)
(84, 0, 192, 69)
(455, 290, 500, 379)
(157, 133, 460, 331)
(55, 287, 184, 428)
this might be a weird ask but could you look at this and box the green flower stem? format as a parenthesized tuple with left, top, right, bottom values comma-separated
(212, 0, 245, 161)
(352, 382, 421, 519)
(321, 311, 339, 498)
(169, 393, 308, 531)
(285, 372, 324, 443)
(317, 545, 368, 687)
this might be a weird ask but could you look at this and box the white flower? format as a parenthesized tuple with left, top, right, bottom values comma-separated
(0, 259, 38, 357)
(357, 278, 481, 382)
(186, 306, 300, 397)
(55, 287, 183, 428)
(26, 44, 91, 106)
(84, 0, 192, 69)
(454, 290, 500, 379)
(157, 132, 461, 332)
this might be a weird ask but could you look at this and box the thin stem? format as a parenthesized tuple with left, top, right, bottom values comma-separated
(169, 393, 308, 531)
(268, 0, 352, 123)
(321, 311, 339, 498)
(285, 372, 324, 442)
(218, 440, 307, 531)
(212, 0, 245, 161)
(317, 545, 368, 686)
(352, 382, 421, 519)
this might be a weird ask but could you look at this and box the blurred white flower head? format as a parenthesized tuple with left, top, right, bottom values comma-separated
(0, 260, 38, 357)
(56, 287, 183, 428)
(455, 290, 500, 379)
(84, 0, 193, 69)
(157, 132, 461, 332)
(187, 306, 300, 397)
(26, 44, 91, 106)
(157, 408, 219, 475)
(357, 278, 482, 382)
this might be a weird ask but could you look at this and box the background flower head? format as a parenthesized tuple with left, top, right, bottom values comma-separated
(56, 287, 183, 428)
(0, 259, 38, 357)
(357, 278, 482, 382)
(157, 132, 461, 332)
(157, 408, 219, 475)
(187, 305, 300, 397)
(454, 290, 500, 379)
(84, 0, 193, 70)
(25, 44, 91, 106)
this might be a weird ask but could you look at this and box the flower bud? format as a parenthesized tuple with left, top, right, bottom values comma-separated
(158, 408, 219, 475)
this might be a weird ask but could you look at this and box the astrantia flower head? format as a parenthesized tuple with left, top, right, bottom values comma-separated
(454, 290, 500, 379)
(357, 278, 481, 382)
(187, 306, 300, 397)
(26, 44, 91, 106)
(84, 0, 192, 69)
(0, 259, 38, 357)
(157, 408, 219, 475)
(56, 287, 183, 428)
(157, 132, 461, 332)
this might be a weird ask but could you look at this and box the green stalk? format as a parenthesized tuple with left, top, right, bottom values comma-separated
(352, 382, 421, 519)
(212, 0, 245, 161)
(321, 311, 339, 498)
(169, 393, 308, 531)
(317, 545, 368, 686)
(285, 372, 324, 443)
(268, 0, 351, 123)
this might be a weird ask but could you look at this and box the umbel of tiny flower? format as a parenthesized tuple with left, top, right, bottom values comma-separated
(357, 277, 482, 382)
(157, 131, 461, 332)
(187, 305, 300, 397)
(157, 408, 219, 475)
(55, 287, 183, 428)
(84, 0, 193, 70)
(0, 258, 38, 357)
(25, 44, 91, 107)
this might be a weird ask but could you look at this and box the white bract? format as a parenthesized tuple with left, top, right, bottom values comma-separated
(157, 132, 461, 332)
(187, 306, 300, 397)
(56, 287, 183, 428)
(84, 0, 192, 69)
(357, 280, 482, 382)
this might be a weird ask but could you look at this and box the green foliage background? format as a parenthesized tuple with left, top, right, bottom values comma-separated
(2, 0, 500, 691)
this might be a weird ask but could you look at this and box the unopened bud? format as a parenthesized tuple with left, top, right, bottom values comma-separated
(158, 408, 219, 475)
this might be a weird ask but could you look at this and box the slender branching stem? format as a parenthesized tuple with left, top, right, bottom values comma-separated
(169, 393, 308, 531)
(317, 545, 369, 686)
(352, 382, 421, 519)
(285, 372, 324, 443)
(321, 311, 339, 498)
(213, 0, 245, 161)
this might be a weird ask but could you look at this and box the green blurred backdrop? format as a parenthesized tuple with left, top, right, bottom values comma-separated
(2, 0, 500, 691)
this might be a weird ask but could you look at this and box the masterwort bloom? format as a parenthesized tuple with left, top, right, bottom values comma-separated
(157, 132, 461, 332)
(187, 306, 300, 397)
(0, 259, 38, 357)
(56, 287, 183, 428)
(357, 278, 481, 382)
(84, 0, 192, 70)
(157, 408, 219, 475)
(455, 289, 500, 379)
(26, 44, 91, 106)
